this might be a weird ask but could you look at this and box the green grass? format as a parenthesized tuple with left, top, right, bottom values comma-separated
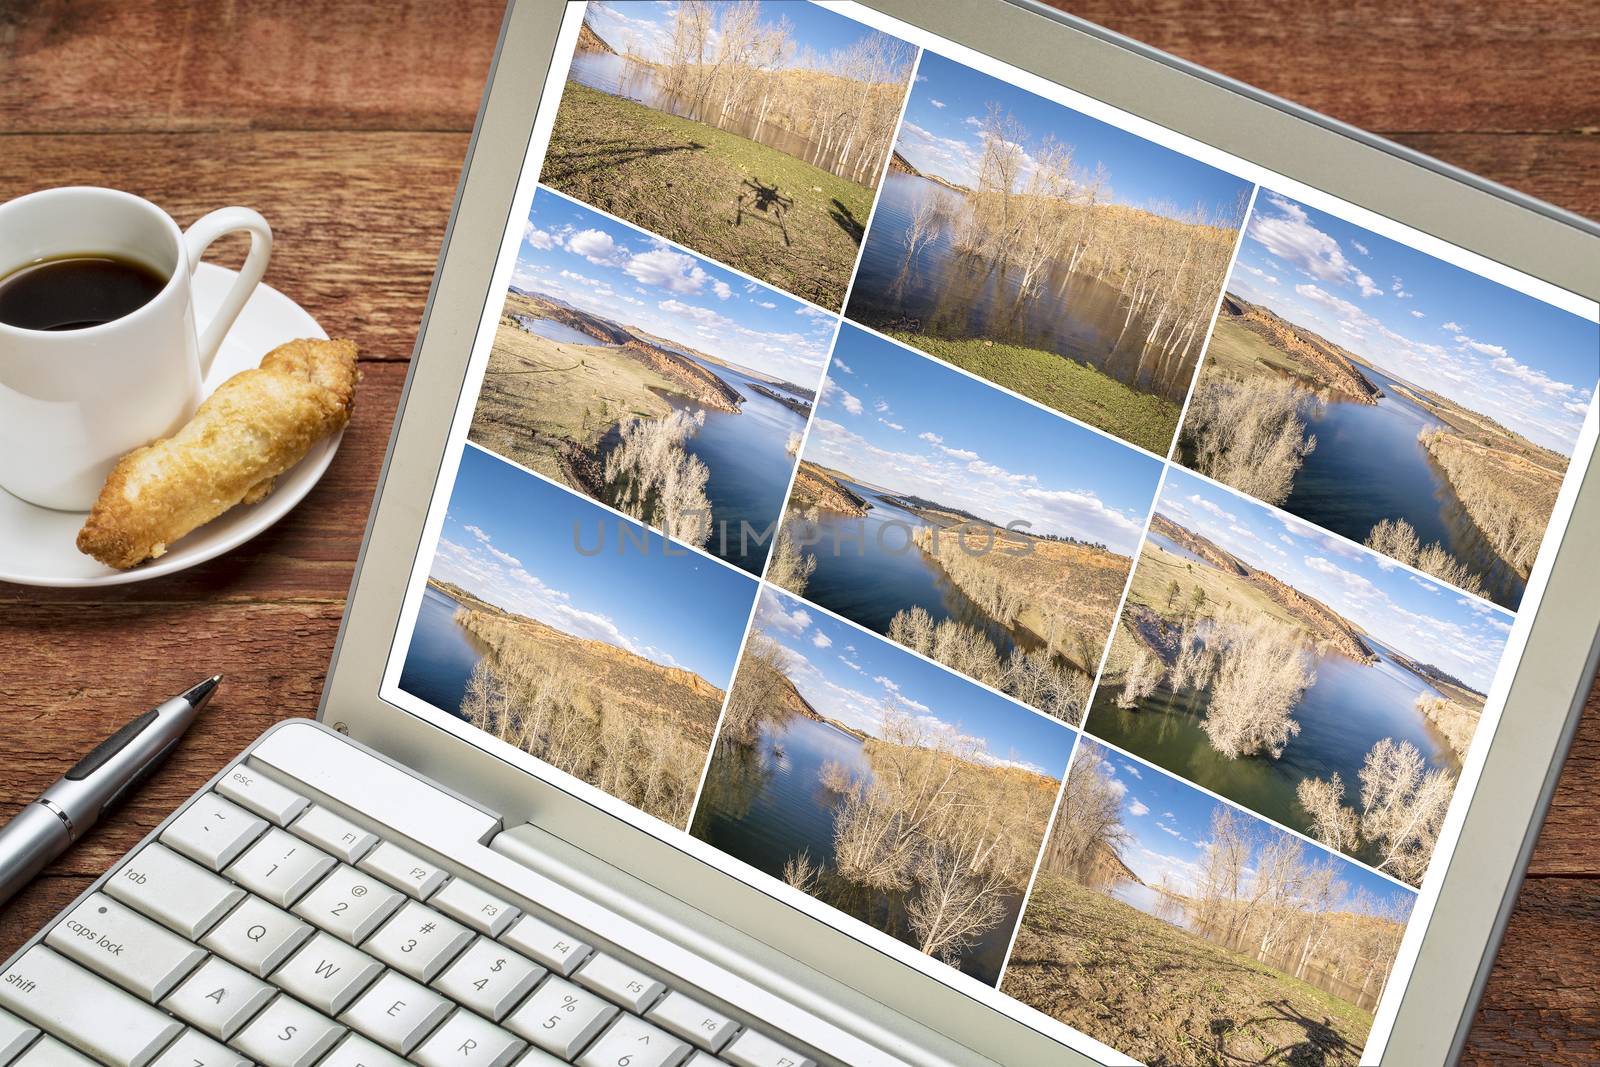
(545, 83, 874, 310)
(1002, 875, 1373, 1066)
(889, 332, 1180, 456)
(1202, 316, 1310, 382)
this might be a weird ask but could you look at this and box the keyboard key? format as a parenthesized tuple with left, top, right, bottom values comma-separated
(0, 946, 184, 1067)
(291, 865, 402, 943)
(230, 995, 344, 1067)
(271, 932, 383, 1015)
(411, 1010, 524, 1067)
(512, 1051, 565, 1067)
(45, 893, 205, 1002)
(105, 844, 245, 939)
(432, 938, 544, 1022)
(200, 896, 313, 977)
(148, 1030, 248, 1067)
(0, 1012, 39, 1067)
(357, 841, 448, 900)
(504, 975, 616, 1060)
(339, 970, 451, 1055)
(227, 828, 336, 908)
(365, 901, 473, 982)
(501, 915, 590, 977)
(317, 1033, 408, 1067)
(430, 879, 518, 937)
(576, 1014, 689, 1067)
(162, 957, 274, 1040)
(12, 1035, 95, 1067)
(160, 793, 266, 871)
(214, 765, 309, 826)
(721, 1030, 816, 1067)
(574, 954, 665, 1014)
(288, 807, 376, 864)
(682, 1054, 722, 1067)
(646, 991, 739, 1053)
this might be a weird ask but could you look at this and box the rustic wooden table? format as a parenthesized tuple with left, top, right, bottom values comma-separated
(1, 1, 1595, 1060)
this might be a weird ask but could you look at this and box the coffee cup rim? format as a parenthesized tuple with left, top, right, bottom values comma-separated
(0, 186, 188, 340)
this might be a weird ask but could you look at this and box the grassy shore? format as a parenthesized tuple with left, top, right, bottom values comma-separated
(1002, 875, 1371, 1065)
(546, 83, 873, 310)
(890, 333, 1180, 455)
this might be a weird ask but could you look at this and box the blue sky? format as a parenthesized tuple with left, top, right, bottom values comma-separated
(804, 325, 1164, 555)
(511, 188, 839, 385)
(1079, 739, 1415, 914)
(585, 1, 914, 79)
(431, 445, 757, 689)
(895, 51, 1252, 220)
(1228, 190, 1598, 454)
(754, 588, 1077, 776)
(1157, 467, 1513, 692)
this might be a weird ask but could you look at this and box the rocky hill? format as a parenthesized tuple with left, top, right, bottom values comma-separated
(788, 461, 869, 516)
(1220, 294, 1381, 403)
(576, 21, 616, 54)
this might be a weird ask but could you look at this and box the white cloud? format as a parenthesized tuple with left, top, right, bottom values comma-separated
(879, 418, 905, 431)
(919, 431, 943, 445)
(1410, 309, 1426, 318)
(658, 298, 730, 328)
(1128, 799, 1150, 817)
(1249, 195, 1377, 296)
(625, 248, 711, 294)
(1352, 240, 1370, 255)
(823, 377, 864, 416)
(523, 222, 555, 250)
(811, 631, 833, 649)
(929, 99, 946, 109)
(566, 228, 627, 266)
(711, 280, 733, 300)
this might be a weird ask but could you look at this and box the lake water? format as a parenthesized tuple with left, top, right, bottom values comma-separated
(517, 314, 606, 346)
(398, 586, 486, 718)
(847, 173, 1195, 402)
(692, 715, 1023, 986)
(1282, 362, 1526, 608)
(801, 484, 1049, 663)
(569, 52, 855, 181)
(1086, 633, 1456, 863)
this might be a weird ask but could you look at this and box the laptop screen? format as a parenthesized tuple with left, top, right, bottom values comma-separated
(380, 3, 1600, 1062)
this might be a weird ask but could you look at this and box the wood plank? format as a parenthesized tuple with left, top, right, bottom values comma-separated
(2, 1, 1597, 135)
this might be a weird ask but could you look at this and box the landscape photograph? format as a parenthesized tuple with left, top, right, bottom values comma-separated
(1085, 468, 1514, 885)
(1002, 739, 1414, 1065)
(469, 188, 835, 575)
(772, 325, 1164, 724)
(398, 445, 758, 827)
(690, 588, 1076, 985)
(545, 1, 917, 310)
(844, 51, 1253, 454)
(1178, 189, 1599, 610)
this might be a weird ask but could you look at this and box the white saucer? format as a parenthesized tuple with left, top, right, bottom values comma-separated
(0, 262, 344, 587)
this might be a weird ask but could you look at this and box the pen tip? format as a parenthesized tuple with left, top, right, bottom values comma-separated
(182, 675, 223, 709)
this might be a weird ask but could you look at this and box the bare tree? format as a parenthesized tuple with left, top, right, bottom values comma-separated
(906, 836, 1010, 964)
(1203, 612, 1314, 758)
(1365, 517, 1485, 595)
(720, 634, 793, 745)
(1296, 773, 1360, 854)
(1039, 745, 1129, 883)
(1184, 377, 1317, 506)
(1358, 738, 1454, 883)
(1115, 645, 1163, 708)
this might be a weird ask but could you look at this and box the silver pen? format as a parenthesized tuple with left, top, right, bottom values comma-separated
(0, 674, 220, 906)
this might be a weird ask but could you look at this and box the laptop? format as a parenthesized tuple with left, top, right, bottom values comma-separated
(5, 2, 1598, 1065)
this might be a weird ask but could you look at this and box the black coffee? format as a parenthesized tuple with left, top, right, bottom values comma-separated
(0, 254, 168, 331)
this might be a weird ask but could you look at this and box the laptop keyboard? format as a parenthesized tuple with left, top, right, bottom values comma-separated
(0, 762, 818, 1067)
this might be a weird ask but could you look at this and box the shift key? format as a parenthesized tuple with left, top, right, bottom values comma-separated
(0, 945, 184, 1067)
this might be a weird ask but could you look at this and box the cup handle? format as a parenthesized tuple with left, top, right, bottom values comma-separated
(182, 207, 273, 378)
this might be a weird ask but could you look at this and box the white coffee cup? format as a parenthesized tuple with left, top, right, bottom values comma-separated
(0, 186, 272, 511)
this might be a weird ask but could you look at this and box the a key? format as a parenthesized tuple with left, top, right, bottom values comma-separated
(721, 1030, 816, 1067)
(500, 914, 591, 977)
(0, 1012, 39, 1067)
(214, 764, 309, 826)
(646, 991, 740, 1053)
(12, 1036, 95, 1067)
(576, 1014, 690, 1067)
(512, 1051, 565, 1067)
(230, 995, 345, 1067)
(411, 1010, 525, 1067)
(432, 938, 544, 1022)
(338, 970, 451, 1055)
(105, 844, 245, 939)
(161, 956, 275, 1040)
(682, 1054, 722, 1067)
(270, 931, 384, 1016)
(504, 975, 617, 1060)
(288, 807, 376, 864)
(226, 828, 336, 908)
(45, 893, 204, 1001)
(200, 895, 313, 977)
(160, 793, 266, 871)
(573, 953, 665, 1014)
(291, 865, 402, 943)
(430, 879, 518, 937)
(0, 946, 184, 1067)
(364, 900, 473, 982)
(146, 1029, 249, 1067)
(317, 1033, 409, 1067)
(356, 841, 447, 900)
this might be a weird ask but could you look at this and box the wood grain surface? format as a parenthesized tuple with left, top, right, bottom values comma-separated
(1, 2, 1595, 1061)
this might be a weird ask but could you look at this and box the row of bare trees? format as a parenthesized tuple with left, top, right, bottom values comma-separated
(1418, 427, 1557, 578)
(1183, 376, 1318, 506)
(604, 409, 713, 547)
(645, 1, 913, 185)
(1365, 517, 1485, 595)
